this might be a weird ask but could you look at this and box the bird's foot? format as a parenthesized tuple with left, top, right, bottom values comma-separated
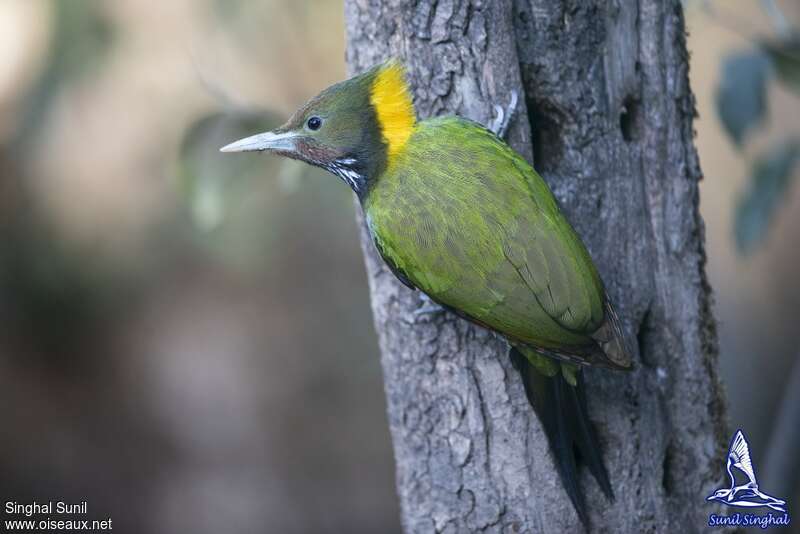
(412, 293, 444, 321)
(489, 90, 519, 139)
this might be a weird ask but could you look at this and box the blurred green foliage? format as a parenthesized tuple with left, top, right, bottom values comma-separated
(1, 0, 121, 369)
(714, 12, 800, 254)
(735, 138, 800, 252)
(174, 108, 348, 275)
(18, 0, 114, 146)
(716, 51, 770, 146)
(177, 110, 282, 230)
(764, 35, 800, 95)
(51, 0, 114, 83)
(210, 0, 250, 24)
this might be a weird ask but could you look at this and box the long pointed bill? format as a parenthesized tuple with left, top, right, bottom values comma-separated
(219, 130, 298, 153)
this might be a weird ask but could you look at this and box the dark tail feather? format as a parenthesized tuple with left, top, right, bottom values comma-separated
(509, 348, 613, 526)
(571, 372, 614, 500)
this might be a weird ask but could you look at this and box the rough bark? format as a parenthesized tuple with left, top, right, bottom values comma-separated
(345, 0, 727, 531)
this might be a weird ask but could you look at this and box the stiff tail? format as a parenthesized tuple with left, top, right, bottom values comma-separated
(509, 347, 613, 526)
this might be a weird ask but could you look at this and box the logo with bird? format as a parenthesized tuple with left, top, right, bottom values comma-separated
(707, 430, 787, 513)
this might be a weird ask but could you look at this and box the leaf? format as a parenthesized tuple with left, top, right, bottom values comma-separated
(762, 35, 800, 96)
(177, 109, 282, 230)
(715, 50, 771, 146)
(735, 140, 800, 254)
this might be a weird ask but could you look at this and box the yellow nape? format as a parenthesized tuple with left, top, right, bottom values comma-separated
(369, 60, 416, 159)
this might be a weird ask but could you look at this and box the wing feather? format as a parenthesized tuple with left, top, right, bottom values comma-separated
(729, 431, 757, 484)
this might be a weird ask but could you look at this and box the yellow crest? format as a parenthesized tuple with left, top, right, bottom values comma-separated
(369, 60, 416, 159)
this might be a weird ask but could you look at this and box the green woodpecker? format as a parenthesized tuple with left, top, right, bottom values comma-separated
(221, 60, 632, 523)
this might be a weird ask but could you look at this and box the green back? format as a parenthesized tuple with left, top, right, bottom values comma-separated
(364, 116, 605, 349)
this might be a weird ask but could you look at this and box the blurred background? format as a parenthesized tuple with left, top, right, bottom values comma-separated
(0, 1, 797, 532)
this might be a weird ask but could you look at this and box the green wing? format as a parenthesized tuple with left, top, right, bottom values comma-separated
(366, 116, 620, 361)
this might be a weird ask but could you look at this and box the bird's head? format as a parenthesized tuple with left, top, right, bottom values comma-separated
(221, 59, 416, 198)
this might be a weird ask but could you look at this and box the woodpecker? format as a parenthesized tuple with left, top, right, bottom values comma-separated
(221, 60, 632, 524)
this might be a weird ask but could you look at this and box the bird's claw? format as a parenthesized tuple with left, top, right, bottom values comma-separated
(411, 294, 445, 322)
(413, 305, 444, 317)
(490, 90, 519, 139)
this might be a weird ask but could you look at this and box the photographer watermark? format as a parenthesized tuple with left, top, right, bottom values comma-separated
(4, 501, 112, 531)
(706, 430, 791, 529)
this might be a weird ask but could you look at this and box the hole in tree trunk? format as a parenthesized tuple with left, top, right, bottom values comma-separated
(619, 96, 640, 143)
(526, 97, 565, 172)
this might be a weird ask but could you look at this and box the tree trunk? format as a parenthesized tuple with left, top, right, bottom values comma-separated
(345, 1, 727, 531)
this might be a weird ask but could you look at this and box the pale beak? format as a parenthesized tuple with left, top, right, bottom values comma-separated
(219, 130, 298, 153)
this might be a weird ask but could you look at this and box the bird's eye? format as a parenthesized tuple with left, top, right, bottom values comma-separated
(307, 116, 322, 130)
